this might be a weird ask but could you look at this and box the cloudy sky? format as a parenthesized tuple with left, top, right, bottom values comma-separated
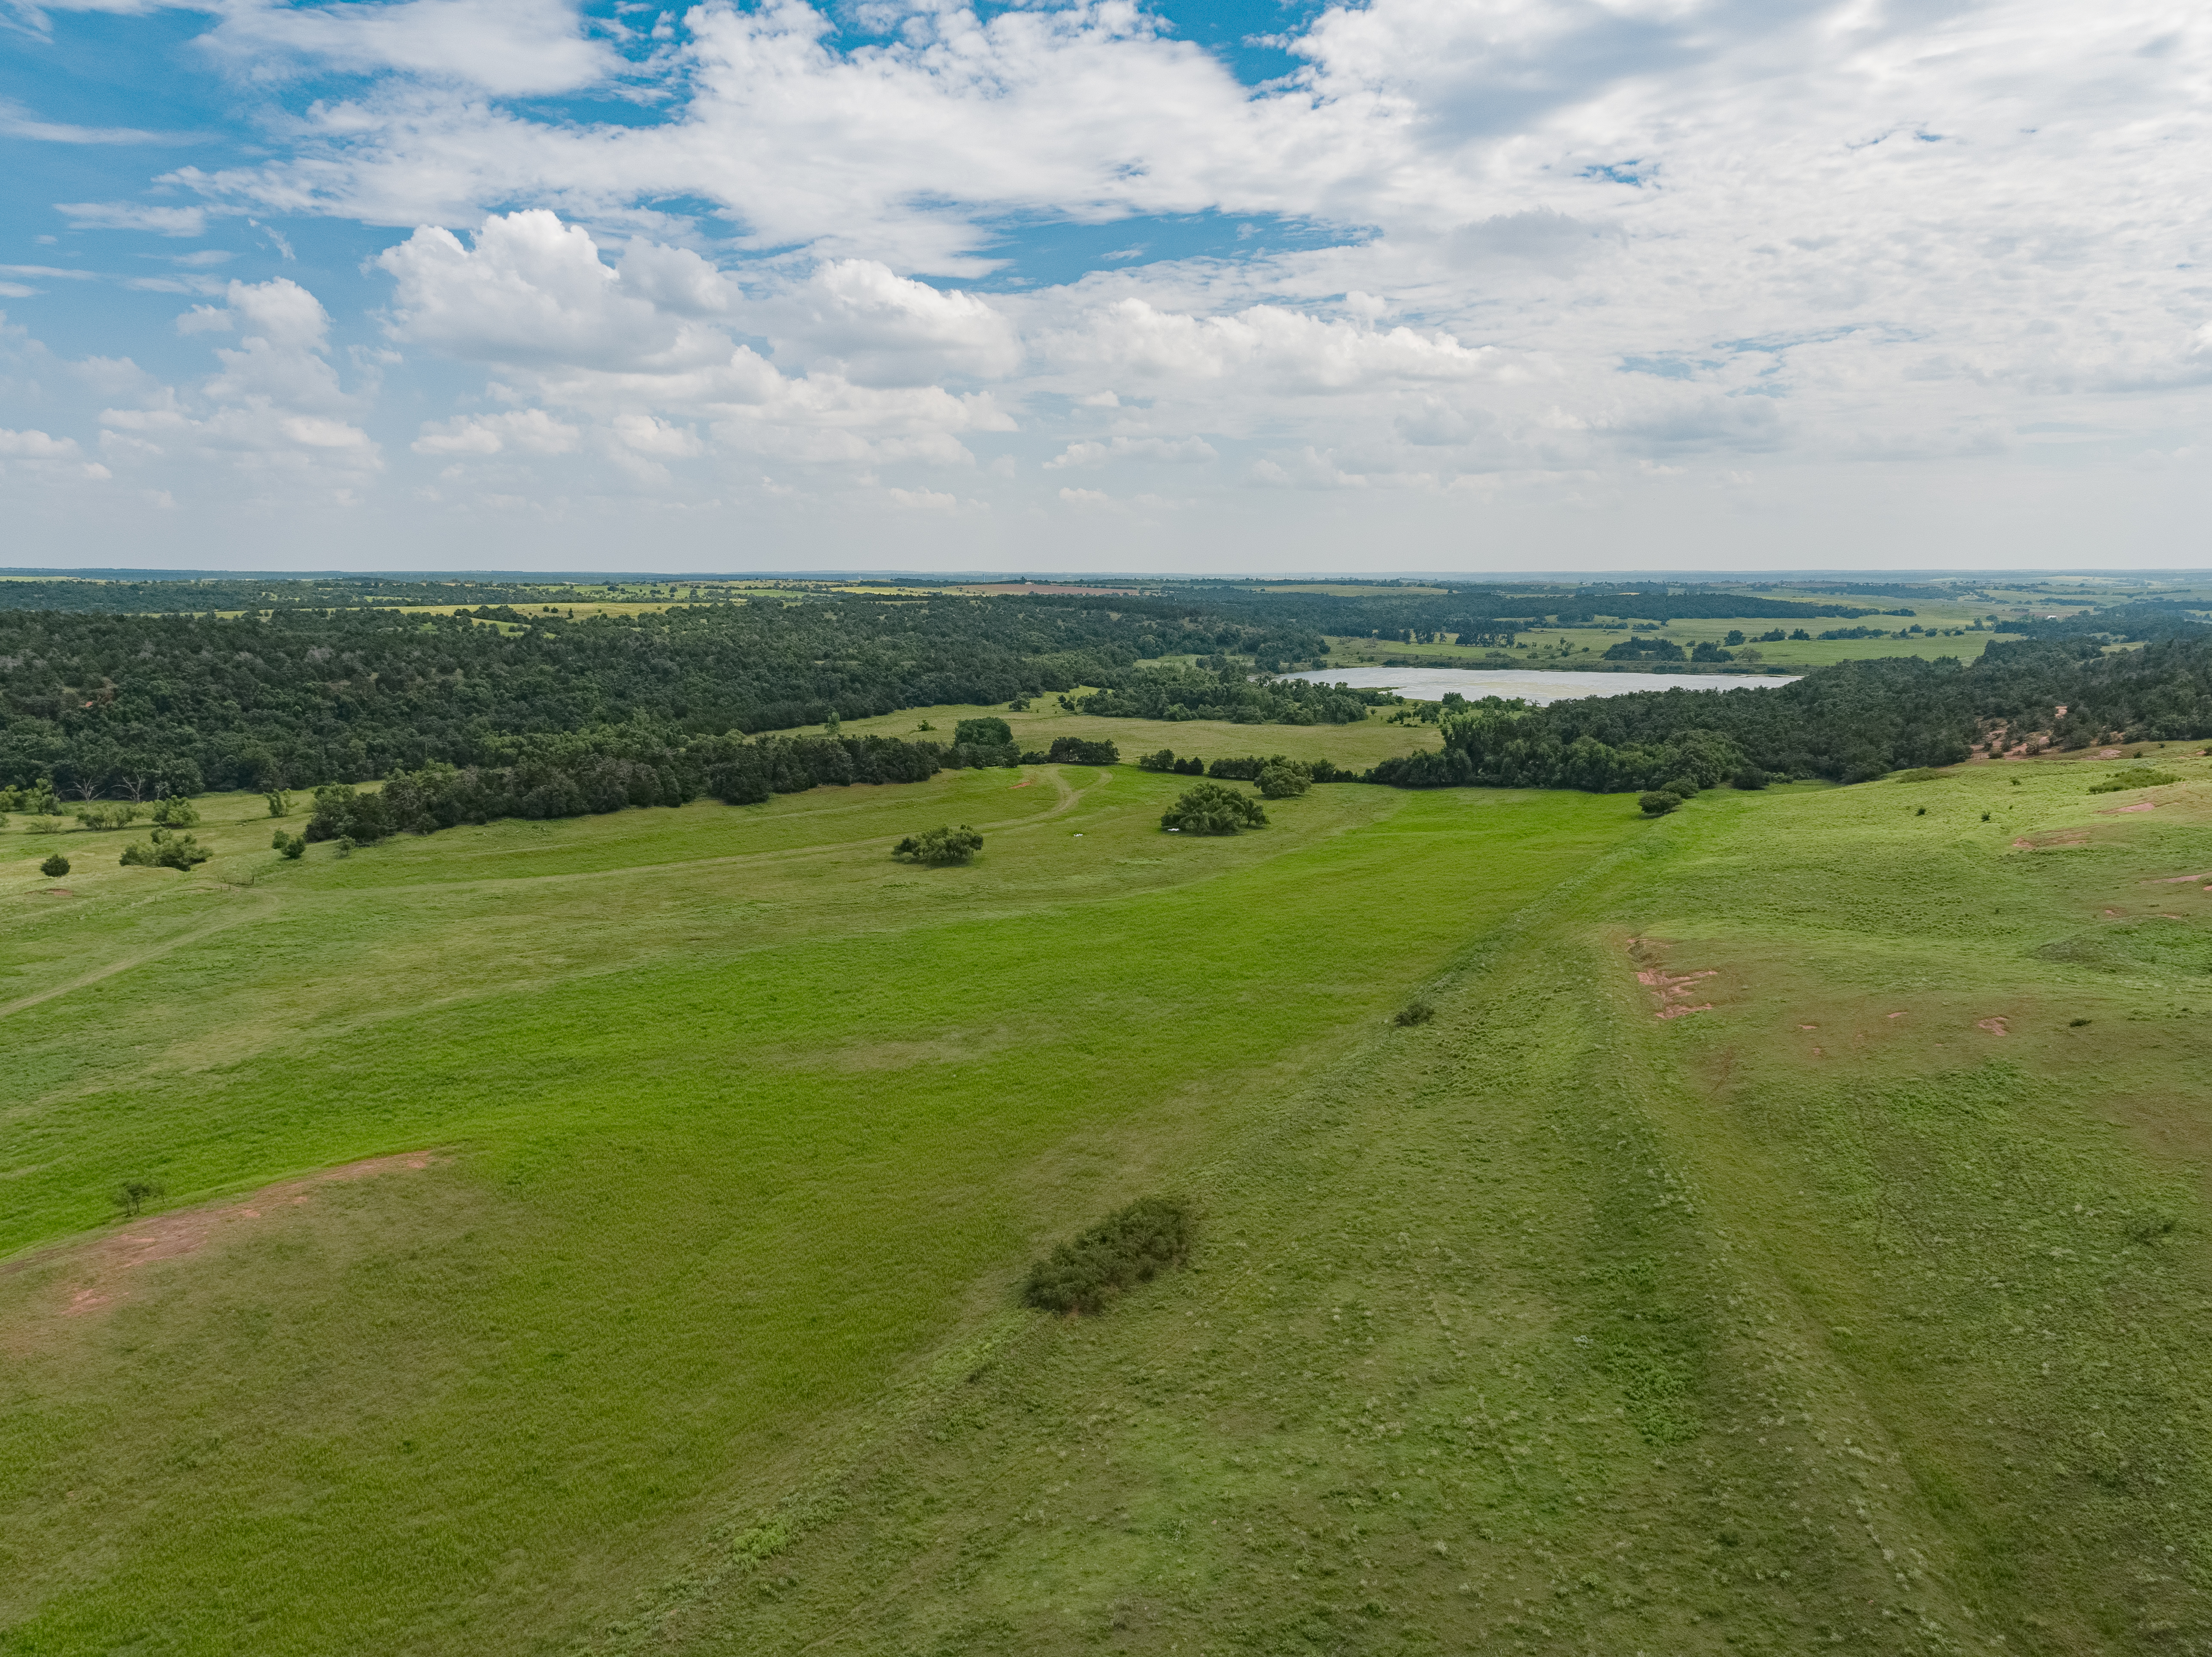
(0, 0, 2205, 572)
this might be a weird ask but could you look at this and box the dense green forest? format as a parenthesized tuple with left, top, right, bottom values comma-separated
(3, 579, 2208, 806)
(0, 600, 1199, 794)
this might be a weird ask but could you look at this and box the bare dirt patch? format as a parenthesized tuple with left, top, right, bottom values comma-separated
(1632, 954, 1718, 1020)
(2101, 802, 2158, 815)
(1976, 1017, 2010, 1036)
(5, 1151, 445, 1323)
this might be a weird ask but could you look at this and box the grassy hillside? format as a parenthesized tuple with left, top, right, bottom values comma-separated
(5, 748, 2212, 1654)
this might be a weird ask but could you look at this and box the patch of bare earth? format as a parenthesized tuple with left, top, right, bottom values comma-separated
(1627, 938, 1717, 1019)
(3, 1152, 445, 1326)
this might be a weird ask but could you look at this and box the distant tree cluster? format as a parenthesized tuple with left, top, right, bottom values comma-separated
(1075, 666, 1387, 726)
(1136, 748, 1354, 783)
(1367, 638, 2212, 790)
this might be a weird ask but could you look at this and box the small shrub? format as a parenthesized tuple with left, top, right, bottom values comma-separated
(1393, 1000, 1436, 1027)
(1915, 806, 1927, 816)
(266, 789, 291, 818)
(1022, 1196, 1196, 1316)
(1161, 782, 1267, 835)
(1138, 748, 1177, 772)
(1639, 791, 1681, 817)
(1256, 760, 1313, 799)
(1898, 767, 1946, 782)
(275, 832, 307, 860)
(149, 798, 200, 827)
(1730, 767, 1769, 790)
(115, 1179, 164, 1219)
(27, 816, 65, 834)
(77, 802, 139, 831)
(2069, 1017, 2091, 1027)
(893, 824, 984, 865)
(1981, 812, 1991, 821)
(40, 852, 69, 878)
(1661, 776, 1699, 798)
(2089, 768, 2182, 794)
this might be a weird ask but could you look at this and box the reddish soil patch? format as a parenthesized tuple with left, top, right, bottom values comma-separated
(1976, 1017, 2010, 1036)
(44, 888, 71, 897)
(2098, 748, 2123, 759)
(2153, 873, 2212, 884)
(10, 1152, 444, 1321)
(2103, 802, 2158, 815)
(1887, 1011, 1906, 1020)
(1010, 779, 1034, 789)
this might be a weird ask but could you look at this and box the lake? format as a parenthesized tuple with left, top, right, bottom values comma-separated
(1276, 666, 1800, 705)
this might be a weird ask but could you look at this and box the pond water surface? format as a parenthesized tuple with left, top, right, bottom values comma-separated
(1277, 666, 1800, 705)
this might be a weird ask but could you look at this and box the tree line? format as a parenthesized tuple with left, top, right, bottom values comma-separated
(1368, 637, 2212, 792)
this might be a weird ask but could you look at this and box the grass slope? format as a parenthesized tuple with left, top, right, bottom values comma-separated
(611, 754, 2212, 1656)
(6, 751, 2212, 1654)
(0, 769, 1609, 1654)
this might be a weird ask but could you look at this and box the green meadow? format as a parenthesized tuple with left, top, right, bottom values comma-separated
(5, 742, 2212, 1654)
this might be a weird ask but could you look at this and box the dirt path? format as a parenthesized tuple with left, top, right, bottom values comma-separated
(0, 894, 274, 1023)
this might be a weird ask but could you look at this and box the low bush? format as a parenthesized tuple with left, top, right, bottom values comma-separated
(2089, 767, 2182, 794)
(1897, 766, 1947, 781)
(114, 1179, 164, 1219)
(273, 830, 307, 859)
(1731, 766, 1769, 790)
(1021, 1196, 1196, 1316)
(1393, 1000, 1436, 1026)
(1639, 790, 1681, 816)
(76, 802, 139, 831)
(1256, 760, 1313, 799)
(40, 852, 69, 877)
(893, 824, 984, 866)
(1161, 782, 1267, 835)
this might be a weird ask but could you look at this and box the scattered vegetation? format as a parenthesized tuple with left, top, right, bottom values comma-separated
(1391, 998, 1436, 1026)
(1020, 1196, 1196, 1316)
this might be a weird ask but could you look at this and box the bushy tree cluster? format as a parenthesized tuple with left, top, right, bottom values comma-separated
(892, 825, 984, 865)
(1161, 781, 1268, 834)
(1021, 1196, 1195, 1316)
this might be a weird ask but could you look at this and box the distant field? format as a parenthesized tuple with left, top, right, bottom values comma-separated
(1322, 617, 2012, 678)
(6, 742, 2212, 1654)
(805, 696, 1447, 769)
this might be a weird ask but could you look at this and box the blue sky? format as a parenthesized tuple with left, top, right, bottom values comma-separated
(0, 0, 2206, 571)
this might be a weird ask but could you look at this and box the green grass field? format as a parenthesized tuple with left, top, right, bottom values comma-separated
(6, 744, 2212, 1654)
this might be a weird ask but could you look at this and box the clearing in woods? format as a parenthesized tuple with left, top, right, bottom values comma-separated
(3, 747, 2211, 1654)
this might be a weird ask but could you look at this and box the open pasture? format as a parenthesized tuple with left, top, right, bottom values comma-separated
(5, 745, 2212, 1655)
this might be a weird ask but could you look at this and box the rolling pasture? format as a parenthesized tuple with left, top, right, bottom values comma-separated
(4, 741, 2211, 1654)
